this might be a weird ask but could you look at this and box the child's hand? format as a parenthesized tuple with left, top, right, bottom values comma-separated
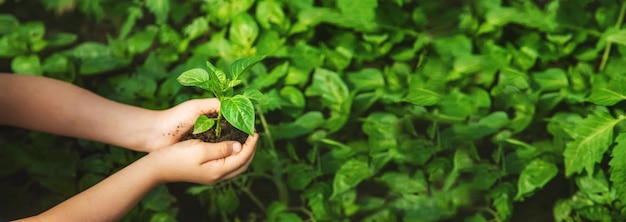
(143, 98, 222, 152)
(146, 133, 259, 184)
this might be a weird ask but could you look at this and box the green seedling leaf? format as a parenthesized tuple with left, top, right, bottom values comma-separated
(222, 95, 255, 136)
(193, 115, 215, 134)
(515, 159, 558, 201)
(227, 79, 243, 88)
(563, 107, 626, 177)
(243, 88, 268, 104)
(229, 55, 266, 80)
(206, 61, 227, 86)
(177, 68, 213, 91)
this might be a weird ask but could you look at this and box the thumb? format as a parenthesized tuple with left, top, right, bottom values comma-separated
(200, 140, 242, 162)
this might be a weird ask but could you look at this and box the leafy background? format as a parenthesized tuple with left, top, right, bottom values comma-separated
(2, 0, 626, 221)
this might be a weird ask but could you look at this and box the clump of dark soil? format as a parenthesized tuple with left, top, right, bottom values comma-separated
(179, 113, 248, 144)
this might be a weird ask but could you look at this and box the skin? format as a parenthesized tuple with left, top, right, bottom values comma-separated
(0, 73, 219, 152)
(0, 74, 259, 221)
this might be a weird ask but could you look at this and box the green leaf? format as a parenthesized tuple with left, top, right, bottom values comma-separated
(150, 212, 176, 222)
(305, 68, 350, 132)
(79, 57, 126, 75)
(193, 115, 215, 134)
(42, 54, 72, 74)
(127, 26, 158, 55)
(222, 95, 255, 136)
(287, 164, 318, 190)
(363, 112, 399, 153)
(609, 132, 626, 203)
(448, 112, 510, 140)
(271, 111, 325, 139)
(336, 0, 378, 31)
(279, 86, 304, 108)
(243, 88, 267, 104)
(331, 159, 372, 199)
(229, 13, 259, 48)
(587, 76, 626, 106)
(177, 68, 214, 91)
(11, 55, 42, 75)
(119, 6, 143, 39)
(256, 0, 286, 30)
(46, 32, 77, 47)
(206, 61, 227, 86)
(216, 188, 239, 214)
(605, 29, 626, 46)
(563, 107, 626, 177)
(515, 159, 558, 201)
(531, 68, 569, 91)
(141, 185, 176, 211)
(229, 55, 265, 80)
(489, 183, 514, 220)
(347, 68, 385, 91)
(404, 87, 442, 106)
(145, 0, 170, 24)
(183, 17, 209, 40)
(381, 172, 428, 194)
(70, 42, 111, 60)
(434, 34, 473, 57)
(0, 14, 19, 34)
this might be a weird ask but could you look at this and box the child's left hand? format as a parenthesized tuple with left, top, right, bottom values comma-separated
(140, 98, 222, 152)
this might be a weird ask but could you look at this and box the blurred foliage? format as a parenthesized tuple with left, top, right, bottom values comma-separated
(3, 0, 626, 221)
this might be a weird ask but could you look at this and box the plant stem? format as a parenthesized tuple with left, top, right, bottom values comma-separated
(240, 180, 267, 212)
(255, 104, 276, 151)
(599, 0, 626, 72)
(215, 110, 222, 137)
(288, 207, 316, 221)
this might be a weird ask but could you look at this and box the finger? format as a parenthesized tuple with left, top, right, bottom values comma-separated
(198, 141, 241, 164)
(202, 133, 259, 176)
(219, 149, 256, 181)
(190, 98, 221, 115)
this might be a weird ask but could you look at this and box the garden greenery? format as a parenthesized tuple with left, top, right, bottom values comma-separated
(2, 0, 626, 221)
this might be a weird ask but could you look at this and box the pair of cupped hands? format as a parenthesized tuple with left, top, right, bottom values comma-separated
(136, 98, 258, 185)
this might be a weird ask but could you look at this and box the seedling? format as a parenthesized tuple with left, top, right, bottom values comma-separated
(176, 56, 265, 137)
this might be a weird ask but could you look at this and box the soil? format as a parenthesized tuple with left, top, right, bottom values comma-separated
(179, 113, 248, 144)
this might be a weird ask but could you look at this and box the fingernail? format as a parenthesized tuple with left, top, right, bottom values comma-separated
(233, 142, 242, 153)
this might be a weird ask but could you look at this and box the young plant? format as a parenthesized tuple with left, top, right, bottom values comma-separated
(176, 56, 265, 137)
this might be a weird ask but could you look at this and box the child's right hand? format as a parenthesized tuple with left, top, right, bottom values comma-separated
(145, 133, 259, 184)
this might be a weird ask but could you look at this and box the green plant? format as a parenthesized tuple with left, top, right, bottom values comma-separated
(8, 0, 626, 221)
(176, 56, 265, 137)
